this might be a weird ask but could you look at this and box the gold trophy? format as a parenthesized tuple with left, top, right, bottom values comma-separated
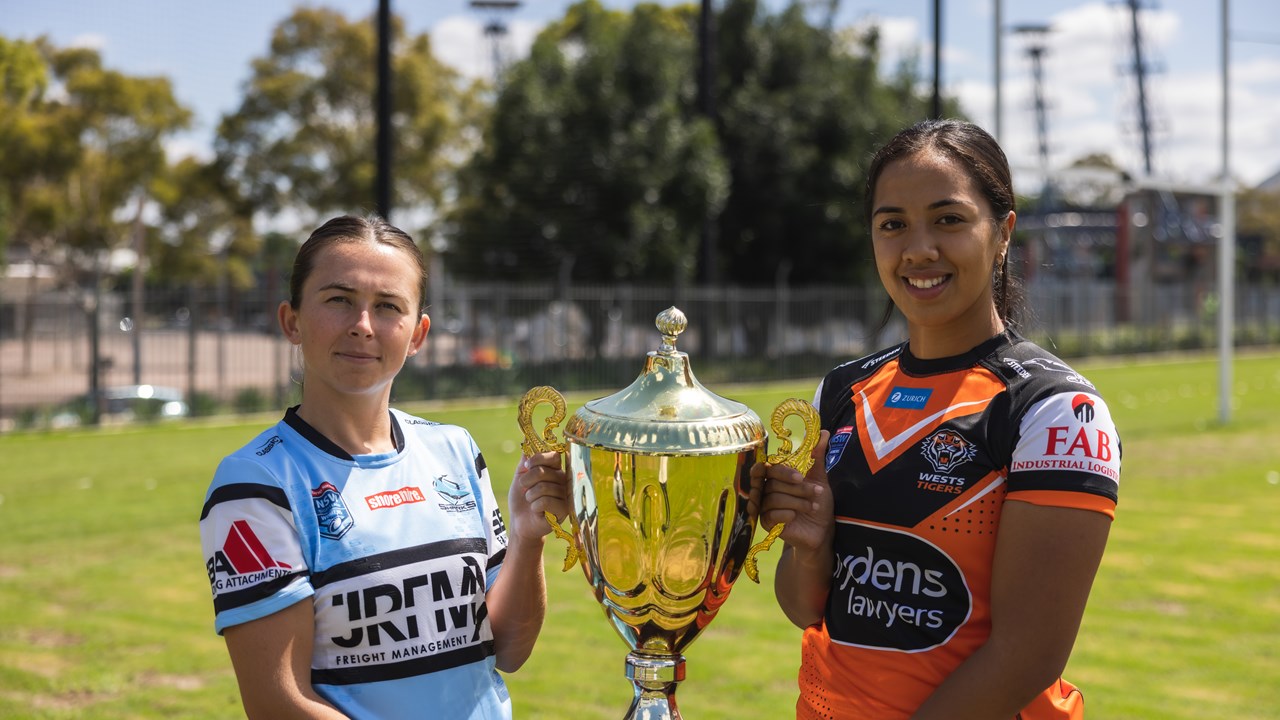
(518, 306, 819, 720)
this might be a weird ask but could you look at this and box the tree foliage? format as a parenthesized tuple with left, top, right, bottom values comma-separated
(214, 7, 482, 232)
(448, 0, 943, 285)
(0, 36, 190, 274)
(448, 0, 728, 284)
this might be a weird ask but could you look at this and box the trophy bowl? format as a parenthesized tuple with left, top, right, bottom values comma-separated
(518, 307, 818, 720)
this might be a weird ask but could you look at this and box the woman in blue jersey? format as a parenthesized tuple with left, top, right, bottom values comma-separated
(751, 120, 1119, 719)
(199, 215, 568, 719)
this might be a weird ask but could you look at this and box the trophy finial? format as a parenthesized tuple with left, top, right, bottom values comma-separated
(655, 306, 687, 355)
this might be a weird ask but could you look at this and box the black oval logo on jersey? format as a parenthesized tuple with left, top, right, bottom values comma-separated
(826, 522, 971, 652)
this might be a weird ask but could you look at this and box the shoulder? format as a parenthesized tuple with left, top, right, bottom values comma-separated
(392, 408, 474, 443)
(985, 334, 1104, 404)
(826, 342, 906, 387)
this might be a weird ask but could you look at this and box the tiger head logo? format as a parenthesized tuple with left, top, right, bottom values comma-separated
(921, 429, 977, 474)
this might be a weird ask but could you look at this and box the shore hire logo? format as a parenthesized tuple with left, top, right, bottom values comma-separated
(207, 520, 292, 592)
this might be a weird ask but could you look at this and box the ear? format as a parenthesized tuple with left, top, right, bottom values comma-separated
(278, 301, 302, 345)
(407, 313, 431, 357)
(1001, 211, 1016, 249)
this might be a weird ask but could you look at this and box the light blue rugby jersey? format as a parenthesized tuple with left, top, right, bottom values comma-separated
(199, 407, 513, 720)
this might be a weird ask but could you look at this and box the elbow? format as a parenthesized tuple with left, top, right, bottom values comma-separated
(494, 649, 530, 674)
(999, 644, 1074, 704)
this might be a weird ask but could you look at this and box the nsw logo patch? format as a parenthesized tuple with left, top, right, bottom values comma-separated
(826, 426, 854, 471)
(312, 481, 354, 539)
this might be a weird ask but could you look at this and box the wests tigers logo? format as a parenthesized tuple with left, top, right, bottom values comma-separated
(921, 429, 977, 474)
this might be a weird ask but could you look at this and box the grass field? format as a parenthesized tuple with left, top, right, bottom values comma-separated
(1, 350, 1278, 719)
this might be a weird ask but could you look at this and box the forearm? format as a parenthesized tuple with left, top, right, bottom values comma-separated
(487, 533, 548, 673)
(774, 542, 833, 629)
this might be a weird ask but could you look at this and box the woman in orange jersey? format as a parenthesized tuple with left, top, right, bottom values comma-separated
(752, 119, 1119, 719)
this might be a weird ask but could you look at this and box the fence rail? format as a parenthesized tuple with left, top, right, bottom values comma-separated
(2, 277, 1277, 430)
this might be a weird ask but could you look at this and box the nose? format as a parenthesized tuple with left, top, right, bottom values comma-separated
(349, 309, 374, 337)
(900, 226, 939, 264)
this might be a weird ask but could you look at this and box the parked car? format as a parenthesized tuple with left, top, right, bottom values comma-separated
(51, 385, 189, 427)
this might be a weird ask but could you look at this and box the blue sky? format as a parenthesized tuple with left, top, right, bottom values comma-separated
(4, 0, 1278, 187)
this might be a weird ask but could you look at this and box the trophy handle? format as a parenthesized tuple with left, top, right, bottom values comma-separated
(517, 386, 580, 572)
(744, 398, 821, 583)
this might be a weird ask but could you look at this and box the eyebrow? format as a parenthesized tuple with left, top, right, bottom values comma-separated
(872, 198, 973, 216)
(316, 281, 410, 303)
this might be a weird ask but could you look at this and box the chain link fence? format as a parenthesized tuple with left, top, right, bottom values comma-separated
(2, 276, 1277, 430)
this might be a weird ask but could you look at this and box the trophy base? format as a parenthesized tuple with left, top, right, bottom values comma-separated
(623, 652, 686, 720)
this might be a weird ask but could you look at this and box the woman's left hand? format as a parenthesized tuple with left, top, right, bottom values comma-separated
(507, 451, 570, 543)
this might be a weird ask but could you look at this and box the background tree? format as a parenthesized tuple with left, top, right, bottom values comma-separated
(448, 0, 728, 286)
(714, 0, 947, 285)
(214, 7, 482, 235)
(0, 36, 190, 378)
(448, 0, 945, 287)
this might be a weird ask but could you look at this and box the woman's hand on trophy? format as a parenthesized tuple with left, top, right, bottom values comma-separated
(751, 430, 834, 554)
(508, 451, 570, 543)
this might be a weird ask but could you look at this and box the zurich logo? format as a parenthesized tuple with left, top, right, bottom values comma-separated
(885, 387, 932, 410)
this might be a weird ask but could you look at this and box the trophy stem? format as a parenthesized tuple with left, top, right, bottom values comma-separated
(623, 652, 686, 720)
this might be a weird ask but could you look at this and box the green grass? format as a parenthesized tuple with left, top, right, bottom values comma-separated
(1, 350, 1278, 719)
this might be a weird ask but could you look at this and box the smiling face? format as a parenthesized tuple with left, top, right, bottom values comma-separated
(871, 149, 1014, 358)
(279, 239, 429, 407)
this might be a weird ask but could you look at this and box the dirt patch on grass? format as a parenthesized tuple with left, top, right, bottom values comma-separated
(136, 671, 206, 691)
(27, 688, 118, 711)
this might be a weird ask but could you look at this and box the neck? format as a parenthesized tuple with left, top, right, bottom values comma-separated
(296, 390, 396, 456)
(907, 309, 1005, 360)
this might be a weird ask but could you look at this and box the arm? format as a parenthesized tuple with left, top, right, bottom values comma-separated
(223, 599, 348, 720)
(910, 501, 1112, 720)
(486, 451, 569, 673)
(750, 431, 834, 629)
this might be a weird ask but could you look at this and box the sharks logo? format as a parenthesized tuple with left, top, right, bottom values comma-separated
(433, 474, 477, 512)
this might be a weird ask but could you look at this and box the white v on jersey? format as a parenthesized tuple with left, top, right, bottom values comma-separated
(200, 407, 513, 719)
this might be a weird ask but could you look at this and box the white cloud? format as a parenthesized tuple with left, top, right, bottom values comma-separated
(431, 15, 542, 80)
(68, 32, 106, 50)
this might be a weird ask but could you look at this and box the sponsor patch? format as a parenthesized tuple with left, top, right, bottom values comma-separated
(313, 481, 355, 539)
(827, 521, 971, 652)
(885, 386, 932, 410)
(1072, 394, 1095, 423)
(366, 486, 426, 511)
(206, 519, 293, 592)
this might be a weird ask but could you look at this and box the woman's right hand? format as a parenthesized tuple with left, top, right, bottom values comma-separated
(749, 429, 834, 554)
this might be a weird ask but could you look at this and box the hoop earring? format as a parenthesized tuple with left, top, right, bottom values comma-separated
(289, 345, 305, 386)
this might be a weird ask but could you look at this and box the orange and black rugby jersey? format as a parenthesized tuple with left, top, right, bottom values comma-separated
(797, 330, 1120, 720)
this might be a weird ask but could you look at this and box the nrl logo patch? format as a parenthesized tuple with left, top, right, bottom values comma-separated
(921, 429, 978, 474)
(312, 481, 354, 540)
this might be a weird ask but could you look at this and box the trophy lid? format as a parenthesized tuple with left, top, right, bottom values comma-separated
(564, 307, 765, 455)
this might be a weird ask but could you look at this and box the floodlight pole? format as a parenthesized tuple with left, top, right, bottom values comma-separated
(376, 0, 393, 220)
(1217, 0, 1234, 425)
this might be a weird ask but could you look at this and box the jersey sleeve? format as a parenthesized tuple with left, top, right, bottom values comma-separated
(1008, 390, 1121, 518)
(466, 434, 509, 590)
(200, 456, 313, 634)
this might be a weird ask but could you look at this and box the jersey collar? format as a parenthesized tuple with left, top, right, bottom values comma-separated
(283, 405, 406, 460)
